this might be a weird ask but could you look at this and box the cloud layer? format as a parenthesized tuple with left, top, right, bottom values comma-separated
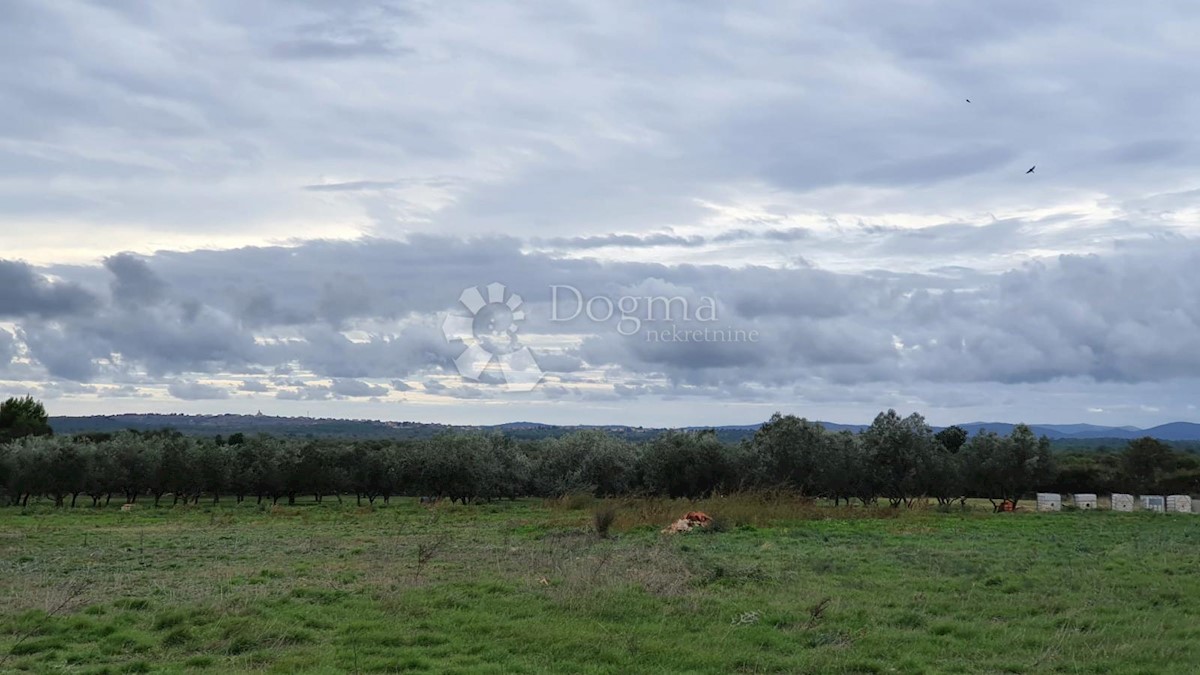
(1, 234, 1199, 425)
(2, 1, 1199, 425)
(3, 1, 1200, 261)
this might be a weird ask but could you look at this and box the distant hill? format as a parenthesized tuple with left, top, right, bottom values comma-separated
(47, 414, 675, 443)
(959, 423, 1124, 440)
(1141, 422, 1200, 441)
(45, 413, 1200, 445)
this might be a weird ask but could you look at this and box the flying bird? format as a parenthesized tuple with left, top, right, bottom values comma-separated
(1026, 165, 1036, 174)
(965, 98, 971, 103)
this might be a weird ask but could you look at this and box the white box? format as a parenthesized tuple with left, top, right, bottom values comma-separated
(1141, 495, 1165, 512)
(1110, 493, 1134, 512)
(1036, 493, 1061, 512)
(1166, 495, 1192, 513)
(1073, 493, 1097, 510)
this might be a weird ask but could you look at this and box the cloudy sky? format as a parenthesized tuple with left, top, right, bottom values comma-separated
(2, 0, 1200, 427)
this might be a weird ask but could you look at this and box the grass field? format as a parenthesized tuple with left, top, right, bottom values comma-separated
(1, 497, 1199, 674)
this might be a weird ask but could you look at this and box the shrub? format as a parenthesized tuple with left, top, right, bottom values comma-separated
(592, 505, 617, 538)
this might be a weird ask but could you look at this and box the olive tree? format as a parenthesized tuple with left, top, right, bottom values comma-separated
(861, 410, 937, 507)
(749, 413, 830, 496)
(962, 424, 1055, 511)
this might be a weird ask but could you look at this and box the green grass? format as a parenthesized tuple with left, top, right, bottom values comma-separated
(1, 498, 1199, 673)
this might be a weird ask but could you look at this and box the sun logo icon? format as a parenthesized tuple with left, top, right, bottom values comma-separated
(441, 282, 544, 392)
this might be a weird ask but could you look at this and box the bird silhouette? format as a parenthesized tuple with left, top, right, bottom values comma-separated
(965, 98, 971, 103)
(1026, 165, 1036, 174)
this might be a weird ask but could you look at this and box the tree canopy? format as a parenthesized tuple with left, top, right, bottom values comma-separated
(1, 408, 1189, 509)
(0, 396, 52, 443)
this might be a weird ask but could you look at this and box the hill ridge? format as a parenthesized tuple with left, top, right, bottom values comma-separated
(44, 413, 1200, 442)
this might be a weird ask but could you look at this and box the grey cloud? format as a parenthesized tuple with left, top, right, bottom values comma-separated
(535, 353, 585, 374)
(419, 381, 488, 399)
(449, 386, 486, 399)
(538, 384, 571, 399)
(104, 253, 166, 307)
(37, 381, 97, 399)
(534, 227, 812, 251)
(19, 324, 102, 381)
(0, 260, 96, 318)
(0, 328, 14, 367)
(237, 290, 314, 329)
(167, 380, 231, 400)
(239, 379, 271, 393)
(270, 37, 403, 60)
(16, 235, 1200, 394)
(536, 233, 706, 250)
(97, 385, 150, 399)
(272, 378, 308, 387)
(268, 10, 413, 61)
(10, 255, 258, 382)
(263, 322, 455, 380)
(88, 302, 255, 377)
(715, 228, 811, 244)
(303, 180, 402, 192)
(317, 275, 373, 327)
(329, 378, 388, 397)
(276, 385, 332, 401)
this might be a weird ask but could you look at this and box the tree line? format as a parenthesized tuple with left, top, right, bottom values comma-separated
(1, 400, 1196, 509)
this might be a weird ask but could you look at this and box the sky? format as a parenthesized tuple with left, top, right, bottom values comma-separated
(2, 0, 1200, 427)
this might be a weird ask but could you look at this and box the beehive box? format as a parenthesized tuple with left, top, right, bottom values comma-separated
(1110, 493, 1134, 512)
(1036, 493, 1061, 512)
(1141, 495, 1165, 512)
(1166, 495, 1192, 513)
(1072, 493, 1098, 510)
